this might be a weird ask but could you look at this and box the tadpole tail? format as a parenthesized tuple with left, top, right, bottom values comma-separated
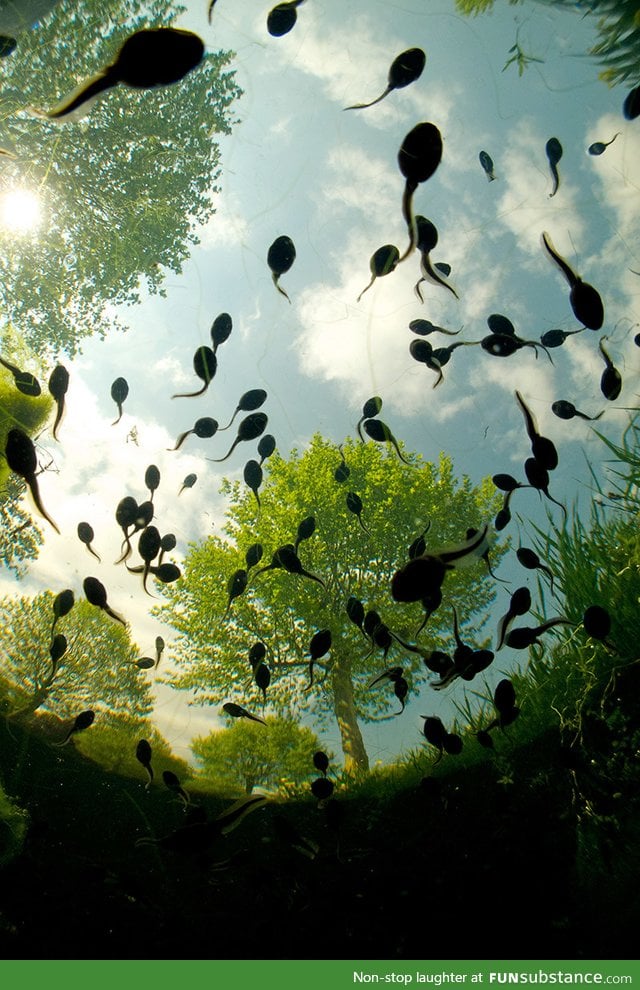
(548, 163, 559, 198)
(114, 532, 132, 565)
(142, 564, 156, 598)
(355, 415, 366, 442)
(515, 390, 538, 443)
(343, 86, 391, 111)
(52, 401, 65, 441)
(430, 361, 444, 389)
(302, 569, 326, 590)
(543, 489, 568, 520)
(414, 278, 425, 303)
(168, 429, 191, 452)
(576, 409, 604, 421)
(86, 544, 101, 563)
(218, 411, 238, 432)
(390, 437, 411, 466)
(104, 603, 127, 627)
(172, 381, 208, 399)
(356, 276, 375, 303)
(42, 69, 116, 120)
(541, 232, 577, 287)
(208, 437, 239, 463)
(399, 180, 418, 262)
(272, 273, 291, 303)
(421, 255, 459, 299)
(112, 403, 123, 425)
(357, 514, 371, 536)
(27, 476, 60, 534)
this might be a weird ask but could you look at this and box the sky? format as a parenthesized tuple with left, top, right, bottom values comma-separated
(1, 0, 639, 767)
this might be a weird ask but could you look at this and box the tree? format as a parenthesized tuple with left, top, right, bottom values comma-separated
(0, 0, 242, 357)
(157, 434, 502, 774)
(192, 716, 325, 795)
(0, 592, 153, 724)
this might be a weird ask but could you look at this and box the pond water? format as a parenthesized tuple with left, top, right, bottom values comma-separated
(0, 0, 638, 960)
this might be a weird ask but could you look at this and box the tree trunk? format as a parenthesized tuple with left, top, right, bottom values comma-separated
(331, 654, 369, 775)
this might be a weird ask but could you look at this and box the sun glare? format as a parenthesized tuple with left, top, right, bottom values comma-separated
(0, 188, 42, 234)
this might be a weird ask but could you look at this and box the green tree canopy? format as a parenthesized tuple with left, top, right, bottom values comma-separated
(192, 716, 326, 796)
(0, 591, 153, 723)
(0, 0, 242, 357)
(157, 434, 503, 774)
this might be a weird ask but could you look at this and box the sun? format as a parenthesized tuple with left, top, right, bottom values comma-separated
(0, 188, 42, 234)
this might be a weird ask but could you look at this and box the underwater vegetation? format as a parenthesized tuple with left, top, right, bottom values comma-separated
(1, 0, 640, 962)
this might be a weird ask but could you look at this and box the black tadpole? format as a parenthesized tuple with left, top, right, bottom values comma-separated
(5, 428, 60, 533)
(220, 389, 267, 431)
(179, 473, 197, 495)
(77, 521, 101, 562)
(267, 235, 296, 302)
(136, 525, 161, 596)
(414, 215, 458, 301)
(515, 390, 558, 470)
(334, 445, 350, 483)
(170, 416, 218, 451)
(244, 460, 263, 511)
(145, 464, 160, 502)
(356, 396, 383, 441)
(210, 312, 232, 353)
(545, 137, 563, 198)
(588, 134, 619, 156)
(172, 346, 217, 399)
(552, 400, 603, 422)
(307, 628, 331, 688)
(136, 739, 153, 789)
(0, 355, 41, 397)
(524, 457, 567, 518)
(409, 338, 441, 385)
(357, 245, 400, 302)
(541, 232, 604, 331)
(397, 122, 443, 262)
(208, 412, 268, 463)
(267, 0, 305, 37)
(409, 318, 460, 337)
(479, 150, 496, 181)
(344, 47, 425, 110)
(362, 418, 410, 465)
(51, 588, 75, 640)
(54, 710, 95, 747)
(346, 491, 370, 535)
(276, 546, 326, 589)
(598, 339, 622, 401)
(294, 515, 316, 553)
(223, 569, 248, 620)
(41, 28, 205, 120)
(48, 364, 70, 439)
(540, 327, 585, 348)
(83, 576, 127, 626)
(110, 377, 129, 424)
(516, 546, 556, 595)
(258, 434, 276, 465)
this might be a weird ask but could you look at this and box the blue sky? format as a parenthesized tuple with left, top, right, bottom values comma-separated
(1, 0, 639, 766)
